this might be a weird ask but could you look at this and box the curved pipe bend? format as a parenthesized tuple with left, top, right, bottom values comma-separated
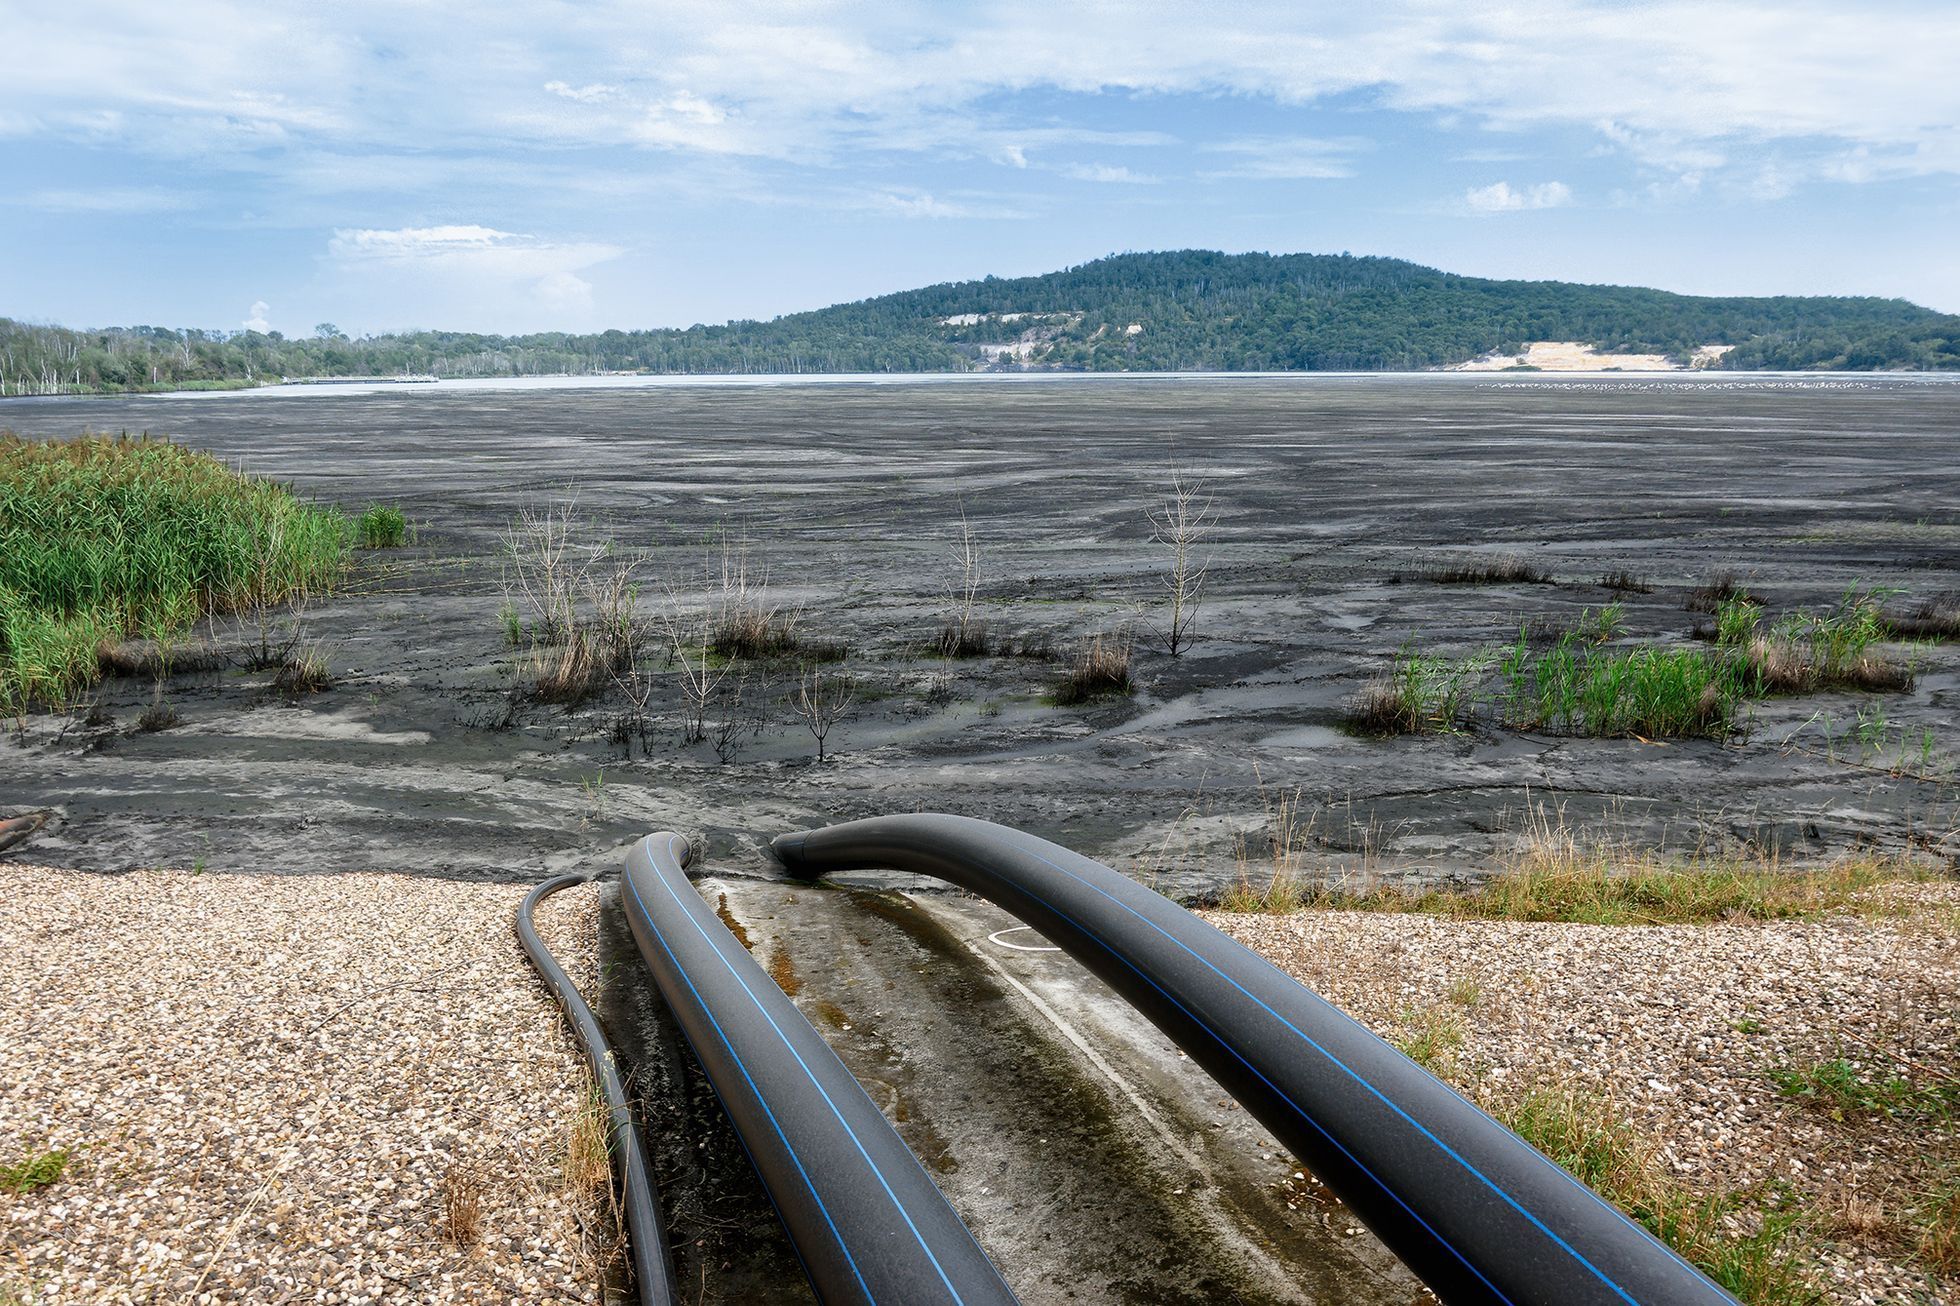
(622, 832, 1019, 1306)
(517, 873, 677, 1306)
(772, 813, 1736, 1306)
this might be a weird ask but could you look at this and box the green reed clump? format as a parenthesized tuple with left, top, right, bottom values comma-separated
(1503, 630, 1743, 738)
(0, 432, 348, 711)
(355, 504, 408, 548)
(1720, 588, 1911, 695)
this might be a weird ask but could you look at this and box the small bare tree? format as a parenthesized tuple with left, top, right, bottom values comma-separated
(661, 598, 732, 745)
(501, 500, 591, 642)
(1149, 473, 1215, 656)
(937, 507, 985, 656)
(790, 666, 855, 762)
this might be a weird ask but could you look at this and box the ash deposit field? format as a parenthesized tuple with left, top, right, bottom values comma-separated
(6, 373, 1955, 893)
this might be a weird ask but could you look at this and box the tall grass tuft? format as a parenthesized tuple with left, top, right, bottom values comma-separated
(0, 433, 347, 711)
(1052, 632, 1133, 705)
(355, 504, 407, 548)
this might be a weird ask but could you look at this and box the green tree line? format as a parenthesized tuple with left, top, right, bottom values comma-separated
(5, 250, 1954, 395)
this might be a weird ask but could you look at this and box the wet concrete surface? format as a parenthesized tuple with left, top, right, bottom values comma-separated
(4, 373, 1956, 888)
(602, 873, 1421, 1304)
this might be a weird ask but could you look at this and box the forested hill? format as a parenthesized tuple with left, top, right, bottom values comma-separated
(5, 250, 1956, 395)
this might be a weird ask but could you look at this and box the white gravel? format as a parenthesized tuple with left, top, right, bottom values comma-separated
(1205, 888, 1960, 1306)
(0, 866, 605, 1304)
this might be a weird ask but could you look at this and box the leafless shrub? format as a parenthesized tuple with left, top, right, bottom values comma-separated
(661, 600, 731, 745)
(1150, 474, 1214, 655)
(790, 665, 856, 761)
(935, 508, 991, 657)
(501, 501, 586, 643)
(1053, 631, 1134, 705)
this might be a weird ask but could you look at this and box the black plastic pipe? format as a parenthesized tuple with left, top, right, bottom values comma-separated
(621, 832, 1020, 1306)
(517, 873, 677, 1306)
(773, 814, 1737, 1306)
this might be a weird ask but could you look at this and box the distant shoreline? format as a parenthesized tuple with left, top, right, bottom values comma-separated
(6, 366, 1951, 404)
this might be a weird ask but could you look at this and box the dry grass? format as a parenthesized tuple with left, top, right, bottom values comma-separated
(1599, 569, 1654, 594)
(1210, 804, 1947, 926)
(1881, 594, 1959, 642)
(710, 604, 801, 660)
(1427, 554, 1548, 585)
(440, 1162, 484, 1248)
(527, 628, 616, 705)
(1687, 570, 1759, 613)
(932, 619, 994, 658)
(1051, 631, 1134, 705)
(272, 642, 333, 694)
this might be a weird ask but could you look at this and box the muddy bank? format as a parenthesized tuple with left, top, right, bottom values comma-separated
(2, 374, 1957, 891)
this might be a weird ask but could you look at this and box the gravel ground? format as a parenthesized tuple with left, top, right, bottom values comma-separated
(1205, 889, 1960, 1306)
(0, 866, 606, 1305)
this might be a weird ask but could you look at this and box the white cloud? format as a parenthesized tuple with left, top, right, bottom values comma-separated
(5, 2, 1955, 187)
(1463, 179, 1574, 213)
(19, 186, 192, 213)
(324, 225, 623, 330)
(543, 81, 620, 104)
(1200, 137, 1367, 180)
(1061, 162, 1158, 184)
(861, 189, 1026, 219)
(243, 299, 271, 331)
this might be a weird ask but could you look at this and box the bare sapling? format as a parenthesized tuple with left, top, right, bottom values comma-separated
(1150, 473, 1215, 656)
(662, 595, 732, 745)
(501, 500, 587, 643)
(791, 665, 856, 762)
(605, 561, 657, 754)
(936, 507, 988, 657)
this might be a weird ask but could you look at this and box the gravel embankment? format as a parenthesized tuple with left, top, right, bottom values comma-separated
(0, 866, 604, 1305)
(1205, 889, 1960, 1306)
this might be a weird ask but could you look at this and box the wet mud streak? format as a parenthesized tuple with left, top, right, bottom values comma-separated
(745, 883, 1405, 1304)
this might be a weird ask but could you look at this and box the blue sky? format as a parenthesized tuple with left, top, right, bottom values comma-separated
(3, 1, 1956, 335)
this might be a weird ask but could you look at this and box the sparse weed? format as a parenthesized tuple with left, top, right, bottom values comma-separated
(1497, 1087, 1818, 1304)
(0, 1147, 69, 1195)
(1599, 569, 1653, 594)
(1769, 1058, 1957, 1123)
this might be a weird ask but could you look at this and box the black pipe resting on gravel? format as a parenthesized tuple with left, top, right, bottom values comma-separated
(517, 873, 677, 1306)
(772, 813, 1739, 1306)
(622, 832, 1021, 1306)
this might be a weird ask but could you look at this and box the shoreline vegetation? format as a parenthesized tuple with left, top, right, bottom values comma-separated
(6, 250, 1958, 397)
(0, 433, 395, 714)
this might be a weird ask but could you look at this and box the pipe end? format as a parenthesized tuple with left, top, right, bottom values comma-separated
(769, 832, 808, 870)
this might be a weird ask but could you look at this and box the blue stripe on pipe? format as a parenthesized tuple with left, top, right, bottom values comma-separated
(980, 828, 1721, 1305)
(641, 835, 977, 1305)
(954, 853, 1519, 1304)
(622, 861, 877, 1303)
